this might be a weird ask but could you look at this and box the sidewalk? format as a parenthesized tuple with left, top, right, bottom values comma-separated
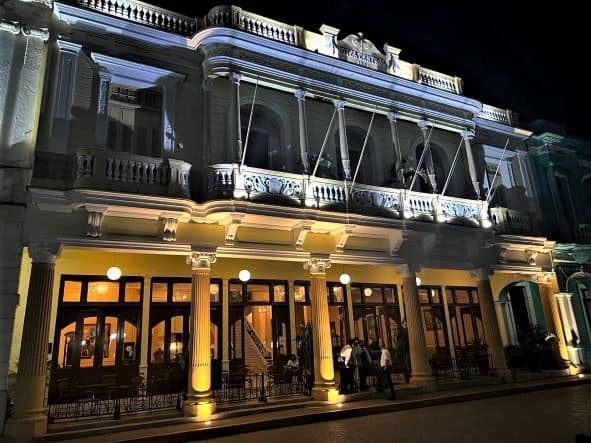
(22, 374, 591, 442)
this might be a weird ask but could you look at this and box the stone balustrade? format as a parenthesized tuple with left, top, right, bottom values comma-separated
(489, 206, 534, 235)
(74, 148, 191, 197)
(66, 0, 198, 35)
(416, 66, 462, 94)
(206, 5, 300, 46)
(208, 164, 493, 227)
(479, 104, 516, 126)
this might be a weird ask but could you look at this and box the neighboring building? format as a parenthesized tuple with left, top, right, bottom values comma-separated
(527, 124, 591, 369)
(0, 0, 586, 439)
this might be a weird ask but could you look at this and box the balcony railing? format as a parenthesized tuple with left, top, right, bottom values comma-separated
(74, 148, 191, 198)
(206, 5, 301, 46)
(65, 0, 198, 36)
(208, 164, 490, 228)
(417, 66, 461, 94)
(479, 104, 517, 126)
(489, 207, 535, 235)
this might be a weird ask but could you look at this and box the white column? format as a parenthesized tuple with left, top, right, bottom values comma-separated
(335, 100, 351, 180)
(48, 40, 81, 153)
(162, 82, 177, 154)
(95, 68, 112, 149)
(231, 73, 243, 162)
(462, 129, 481, 199)
(295, 89, 310, 174)
(441, 286, 456, 361)
(417, 120, 437, 192)
(184, 251, 217, 420)
(472, 269, 511, 379)
(400, 265, 435, 385)
(387, 111, 404, 185)
(6, 243, 61, 440)
(305, 257, 338, 403)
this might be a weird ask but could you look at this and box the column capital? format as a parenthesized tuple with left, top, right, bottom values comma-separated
(187, 251, 217, 270)
(334, 100, 346, 111)
(461, 129, 475, 141)
(470, 267, 492, 281)
(294, 88, 306, 101)
(398, 264, 420, 278)
(304, 255, 331, 274)
(28, 241, 61, 264)
(386, 111, 398, 123)
(230, 72, 242, 85)
(417, 120, 432, 130)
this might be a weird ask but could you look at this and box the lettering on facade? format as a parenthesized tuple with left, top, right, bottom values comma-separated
(337, 34, 388, 72)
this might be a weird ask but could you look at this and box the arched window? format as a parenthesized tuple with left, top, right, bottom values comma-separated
(240, 105, 284, 171)
(335, 126, 375, 185)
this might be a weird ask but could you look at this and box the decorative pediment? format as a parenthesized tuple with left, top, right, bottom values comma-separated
(337, 33, 388, 71)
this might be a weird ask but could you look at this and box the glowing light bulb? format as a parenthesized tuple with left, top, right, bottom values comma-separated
(416, 277, 422, 287)
(339, 273, 351, 285)
(107, 266, 122, 281)
(364, 287, 373, 297)
(239, 269, 251, 282)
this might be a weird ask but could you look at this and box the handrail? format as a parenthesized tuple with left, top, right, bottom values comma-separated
(245, 318, 272, 359)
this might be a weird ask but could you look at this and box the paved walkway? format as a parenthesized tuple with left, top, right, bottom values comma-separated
(29, 375, 590, 442)
(208, 383, 591, 443)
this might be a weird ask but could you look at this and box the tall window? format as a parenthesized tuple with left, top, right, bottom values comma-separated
(240, 105, 284, 171)
(446, 287, 484, 351)
(351, 283, 400, 352)
(418, 286, 450, 363)
(228, 279, 289, 369)
(108, 84, 162, 157)
(51, 276, 143, 401)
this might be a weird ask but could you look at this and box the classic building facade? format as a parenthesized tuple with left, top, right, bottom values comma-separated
(0, 0, 588, 439)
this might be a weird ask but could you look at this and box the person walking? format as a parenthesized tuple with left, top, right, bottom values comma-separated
(358, 341, 372, 390)
(379, 345, 396, 400)
(338, 342, 353, 394)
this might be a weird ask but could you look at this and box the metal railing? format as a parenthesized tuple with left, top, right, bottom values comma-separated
(431, 354, 494, 380)
(47, 383, 183, 422)
(212, 369, 308, 404)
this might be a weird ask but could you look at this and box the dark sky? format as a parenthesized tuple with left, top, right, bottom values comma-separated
(153, 0, 589, 138)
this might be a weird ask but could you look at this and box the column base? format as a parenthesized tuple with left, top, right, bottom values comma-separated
(409, 375, 437, 391)
(5, 412, 48, 442)
(312, 385, 339, 404)
(183, 396, 216, 421)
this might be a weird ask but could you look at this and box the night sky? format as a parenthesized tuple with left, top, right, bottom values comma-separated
(152, 0, 589, 138)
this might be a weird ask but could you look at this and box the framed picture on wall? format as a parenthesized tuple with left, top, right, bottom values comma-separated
(80, 323, 97, 358)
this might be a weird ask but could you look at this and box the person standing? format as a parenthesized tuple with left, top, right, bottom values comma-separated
(358, 341, 372, 390)
(339, 341, 353, 394)
(379, 345, 396, 400)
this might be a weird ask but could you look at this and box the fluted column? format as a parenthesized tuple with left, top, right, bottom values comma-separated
(231, 73, 243, 162)
(295, 89, 310, 174)
(538, 280, 569, 363)
(387, 111, 404, 186)
(305, 257, 338, 403)
(8, 243, 61, 438)
(417, 120, 437, 192)
(184, 251, 216, 420)
(400, 265, 434, 384)
(472, 269, 511, 379)
(335, 100, 351, 180)
(462, 129, 481, 199)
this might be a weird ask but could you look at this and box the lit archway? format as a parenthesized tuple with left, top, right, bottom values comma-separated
(240, 104, 285, 171)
